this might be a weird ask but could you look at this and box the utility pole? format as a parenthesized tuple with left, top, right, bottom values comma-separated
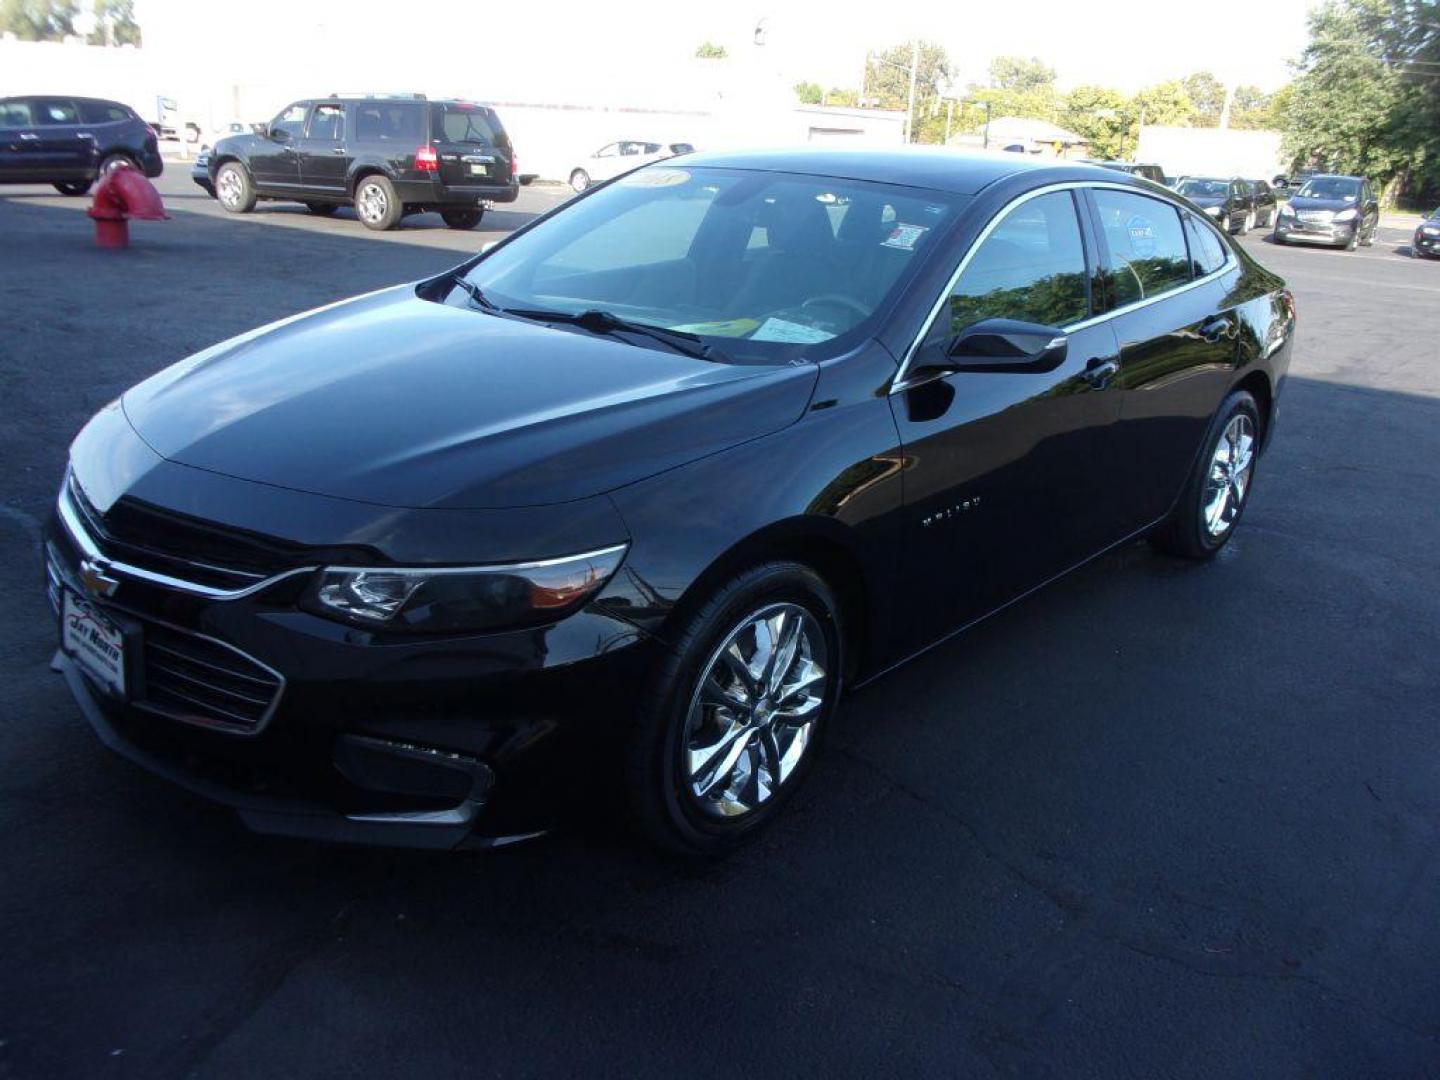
(1218, 83, 1236, 130)
(905, 40, 920, 143)
(944, 98, 954, 143)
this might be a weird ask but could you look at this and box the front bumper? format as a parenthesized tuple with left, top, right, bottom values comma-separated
(191, 157, 214, 196)
(1414, 230, 1440, 256)
(1275, 218, 1356, 246)
(44, 482, 655, 847)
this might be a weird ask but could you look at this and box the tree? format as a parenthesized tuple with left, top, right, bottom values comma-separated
(988, 56, 1057, 93)
(793, 81, 823, 105)
(1063, 84, 1132, 159)
(0, 0, 79, 40)
(85, 0, 138, 45)
(863, 40, 953, 142)
(1182, 72, 1227, 127)
(1131, 80, 1196, 128)
(1228, 84, 1276, 129)
(694, 41, 727, 59)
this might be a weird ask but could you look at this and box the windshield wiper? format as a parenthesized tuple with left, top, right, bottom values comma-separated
(450, 276, 499, 313)
(505, 307, 727, 363)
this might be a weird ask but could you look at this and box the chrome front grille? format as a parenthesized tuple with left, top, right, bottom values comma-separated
(135, 619, 284, 734)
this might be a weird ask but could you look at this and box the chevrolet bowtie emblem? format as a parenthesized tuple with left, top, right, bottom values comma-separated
(79, 556, 120, 598)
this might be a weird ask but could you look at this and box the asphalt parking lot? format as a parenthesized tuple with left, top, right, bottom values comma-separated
(2, 170, 1438, 1079)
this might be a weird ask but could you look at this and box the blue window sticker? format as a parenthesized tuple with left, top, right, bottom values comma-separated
(1126, 214, 1156, 258)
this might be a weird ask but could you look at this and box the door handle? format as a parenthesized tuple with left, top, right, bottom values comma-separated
(1199, 316, 1235, 343)
(1082, 357, 1119, 388)
(18, 132, 39, 140)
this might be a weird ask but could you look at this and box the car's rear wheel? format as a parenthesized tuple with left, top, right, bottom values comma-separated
(305, 202, 337, 215)
(354, 175, 402, 230)
(98, 153, 135, 176)
(625, 561, 843, 855)
(1150, 389, 1261, 560)
(53, 180, 92, 196)
(569, 169, 590, 193)
(441, 208, 484, 230)
(215, 162, 256, 213)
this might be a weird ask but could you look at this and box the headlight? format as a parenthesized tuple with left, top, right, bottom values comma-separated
(1422, 226, 1440, 236)
(303, 544, 628, 633)
(1278, 203, 1296, 217)
(1333, 208, 1357, 222)
(1203, 205, 1222, 217)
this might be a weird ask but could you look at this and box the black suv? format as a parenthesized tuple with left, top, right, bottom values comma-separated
(195, 94, 518, 230)
(0, 96, 163, 195)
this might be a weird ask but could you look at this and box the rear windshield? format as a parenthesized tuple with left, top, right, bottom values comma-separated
(433, 104, 505, 147)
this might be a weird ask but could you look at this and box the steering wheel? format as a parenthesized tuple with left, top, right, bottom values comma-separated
(801, 294, 870, 321)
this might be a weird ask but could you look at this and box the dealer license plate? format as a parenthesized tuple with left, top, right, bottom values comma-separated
(63, 591, 127, 697)
(469, 164, 491, 176)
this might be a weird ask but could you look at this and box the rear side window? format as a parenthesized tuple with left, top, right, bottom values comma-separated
(78, 101, 131, 124)
(434, 105, 501, 146)
(354, 103, 425, 142)
(1092, 189, 1191, 307)
(1183, 213, 1228, 277)
(0, 100, 34, 126)
(670, 143, 695, 155)
(941, 190, 1089, 335)
(308, 104, 344, 140)
(33, 99, 79, 125)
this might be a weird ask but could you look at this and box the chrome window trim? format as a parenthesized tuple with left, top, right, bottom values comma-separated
(58, 479, 317, 601)
(890, 180, 1238, 394)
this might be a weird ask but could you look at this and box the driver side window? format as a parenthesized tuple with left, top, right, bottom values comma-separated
(594, 143, 618, 158)
(940, 190, 1089, 338)
(272, 104, 308, 138)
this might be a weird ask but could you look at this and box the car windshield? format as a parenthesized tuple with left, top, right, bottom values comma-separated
(460, 166, 962, 363)
(1297, 177, 1360, 201)
(1178, 179, 1228, 198)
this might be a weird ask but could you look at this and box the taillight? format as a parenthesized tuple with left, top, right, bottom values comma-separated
(415, 145, 438, 173)
(510, 151, 518, 179)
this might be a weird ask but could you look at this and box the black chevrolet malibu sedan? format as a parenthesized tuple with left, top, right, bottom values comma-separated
(48, 149, 1294, 854)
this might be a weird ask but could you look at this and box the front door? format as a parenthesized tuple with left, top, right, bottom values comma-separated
(295, 102, 348, 195)
(249, 102, 305, 192)
(890, 188, 1126, 650)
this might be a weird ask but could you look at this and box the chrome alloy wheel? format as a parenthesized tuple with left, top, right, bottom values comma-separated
(216, 167, 243, 209)
(357, 181, 388, 224)
(683, 603, 828, 819)
(1203, 414, 1256, 537)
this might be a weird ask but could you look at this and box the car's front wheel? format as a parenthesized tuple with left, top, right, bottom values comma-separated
(569, 169, 590, 193)
(441, 208, 484, 230)
(53, 180, 92, 196)
(1150, 389, 1261, 560)
(215, 162, 256, 213)
(626, 562, 843, 855)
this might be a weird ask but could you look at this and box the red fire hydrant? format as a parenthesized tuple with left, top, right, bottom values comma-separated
(87, 164, 168, 249)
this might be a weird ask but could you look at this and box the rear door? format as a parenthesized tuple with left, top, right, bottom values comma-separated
(431, 103, 511, 188)
(1087, 187, 1240, 528)
(295, 101, 348, 195)
(30, 98, 91, 180)
(0, 98, 38, 181)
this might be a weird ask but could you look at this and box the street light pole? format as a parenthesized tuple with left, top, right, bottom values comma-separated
(905, 40, 920, 143)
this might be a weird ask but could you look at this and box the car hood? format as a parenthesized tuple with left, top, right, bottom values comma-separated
(1286, 195, 1359, 213)
(122, 286, 819, 510)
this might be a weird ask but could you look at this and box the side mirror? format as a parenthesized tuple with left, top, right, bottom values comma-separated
(908, 317, 1068, 382)
(268, 127, 290, 142)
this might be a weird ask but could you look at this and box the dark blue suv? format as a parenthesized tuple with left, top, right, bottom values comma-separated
(0, 96, 163, 195)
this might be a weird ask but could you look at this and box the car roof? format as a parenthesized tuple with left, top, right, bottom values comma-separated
(659, 146, 1142, 196)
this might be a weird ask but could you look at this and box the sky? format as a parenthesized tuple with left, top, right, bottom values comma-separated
(133, 0, 1316, 100)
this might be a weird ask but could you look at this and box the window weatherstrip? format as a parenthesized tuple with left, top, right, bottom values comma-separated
(890, 180, 1237, 394)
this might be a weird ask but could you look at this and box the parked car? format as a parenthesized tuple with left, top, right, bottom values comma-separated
(0, 95, 162, 195)
(1084, 160, 1168, 186)
(1273, 174, 1380, 250)
(1176, 176, 1255, 233)
(568, 140, 696, 192)
(49, 151, 1293, 855)
(196, 94, 518, 230)
(1244, 179, 1278, 228)
(1413, 207, 1440, 259)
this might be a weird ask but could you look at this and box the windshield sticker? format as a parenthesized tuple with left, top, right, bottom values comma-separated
(750, 318, 835, 344)
(617, 168, 690, 188)
(1126, 215, 1157, 258)
(881, 223, 929, 251)
(668, 317, 761, 338)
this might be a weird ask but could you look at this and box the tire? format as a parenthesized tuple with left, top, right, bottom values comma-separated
(625, 561, 844, 856)
(1360, 220, 1375, 247)
(53, 179, 92, 196)
(1149, 389, 1262, 560)
(354, 174, 402, 230)
(97, 153, 135, 176)
(440, 208, 484, 230)
(214, 161, 256, 213)
(305, 202, 338, 215)
(1344, 226, 1359, 251)
(1239, 210, 1254, 235)
(569, 169, 590, 193)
